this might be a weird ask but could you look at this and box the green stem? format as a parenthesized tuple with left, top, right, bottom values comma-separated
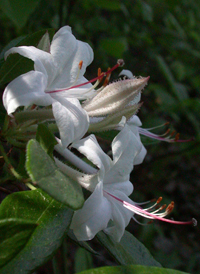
(25, 182, 36, 190)
(0, 142, 23, 180)
(15, 109, 54, 123)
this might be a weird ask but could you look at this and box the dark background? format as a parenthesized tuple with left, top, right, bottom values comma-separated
(0, 0, 199, 273)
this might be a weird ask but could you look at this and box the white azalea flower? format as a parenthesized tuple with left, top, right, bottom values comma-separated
(3, 26, 94, 115)
(55, 125, 196, 241)
(3, 26, 93, 146)
(56, 125, 143, 241)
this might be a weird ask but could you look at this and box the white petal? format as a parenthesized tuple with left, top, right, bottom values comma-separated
(134, 145, 147, 165)
(127, 116, 147, 165)
(105, 181, 133, 197)
(5, 46, 56, 83)
(49, 26, 94, 91)
(105, 125, 142, 184)
(70, 181, 112, 241)
(52, 97, 89, 147)
(104, 190, 134, 242)
(55, 140, 97, 175)
(128, 115, 142, 127)
(3, 71, 52, 114)
(72, 134, 112, 174)
(51, 82, 96, 100)
(55, 157, 98, 191)
(119, 69, 135, 79)
(104, 203, 126, 242)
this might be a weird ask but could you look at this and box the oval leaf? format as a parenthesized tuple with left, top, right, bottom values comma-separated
(77, 265, 189, 274)
(0, 189, 73, 273)
(26, 139, 84, 209)
(36, 123, 57, 157)
(0, 219, 37, 268)
(96, 231, 161, 267)
(75, 248, 93, 273)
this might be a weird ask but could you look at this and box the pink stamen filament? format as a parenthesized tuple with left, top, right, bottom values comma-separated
(139, 128, 193, 143)
(104, 190, 196, 226)
(46, 60, 124, 94)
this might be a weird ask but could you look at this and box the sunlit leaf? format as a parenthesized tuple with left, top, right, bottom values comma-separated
(0, 219, 37, 268)
(0, 189, 73, 273)
(36, 123, 57, 157)
(96, 231, 161, 267)
(26, 139, 84, 209)
(77, 265, 189, 274)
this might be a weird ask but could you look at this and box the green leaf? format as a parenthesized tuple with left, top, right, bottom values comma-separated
(100, 37, 128, 58)
(36, 123, 57, 157)
(75, 248, 93, 273)
(0, 189, 73, 273)
(0, 219, 37, 268)
(77, 265, 189, 274)
(0, 29, 55, 86)
(26, 139, 84, 209)
(96, 231, 161, 267)
(0, 0, 40, 28)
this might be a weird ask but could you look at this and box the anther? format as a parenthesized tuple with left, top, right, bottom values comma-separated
(103, 67, 111, 86)
(79, 60, 83, 70)
(98, 68, 102, 77)
(166, 202, 174, 213)
(159, 204, 167, 211)
(156, 197, 162, 204)
(46, 60, 123, 94)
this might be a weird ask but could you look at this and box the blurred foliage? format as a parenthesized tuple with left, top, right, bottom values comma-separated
(0, 0, 199, 273)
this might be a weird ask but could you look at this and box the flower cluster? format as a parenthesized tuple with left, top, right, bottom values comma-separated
(3, 26, 196, 242)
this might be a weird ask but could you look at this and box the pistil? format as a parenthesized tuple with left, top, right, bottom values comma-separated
(46, 59, 124, 94)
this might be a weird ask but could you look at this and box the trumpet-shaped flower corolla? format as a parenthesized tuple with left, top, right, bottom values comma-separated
(3, 26, 94, 146)
(3, 26, 94, 114)
(55, 125, 196, 242)
(55, 125, 144, 241)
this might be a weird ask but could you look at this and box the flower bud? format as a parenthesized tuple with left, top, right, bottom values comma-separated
(83, 77, 149, 116)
